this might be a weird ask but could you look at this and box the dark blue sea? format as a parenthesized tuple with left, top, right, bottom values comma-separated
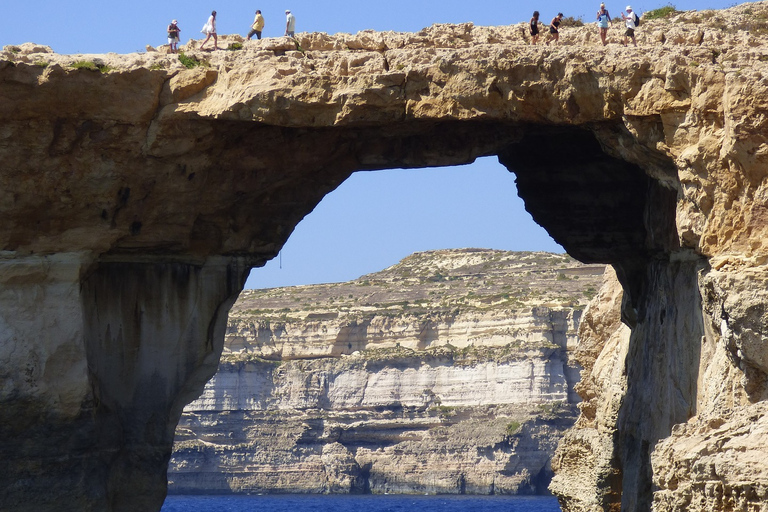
(161, 494, 561, 512)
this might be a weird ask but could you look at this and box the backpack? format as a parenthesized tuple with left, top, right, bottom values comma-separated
(633, 13, 640, 26)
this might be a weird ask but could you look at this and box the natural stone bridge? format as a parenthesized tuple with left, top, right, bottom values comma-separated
(2, 4, 768, 511)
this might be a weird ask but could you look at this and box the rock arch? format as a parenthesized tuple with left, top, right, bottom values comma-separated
(2, 10, 768, 511)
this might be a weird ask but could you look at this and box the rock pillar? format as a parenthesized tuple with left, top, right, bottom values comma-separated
(0, 254, 247, 512)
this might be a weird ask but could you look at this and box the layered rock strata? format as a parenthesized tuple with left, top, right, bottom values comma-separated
(3, 2, 768, 510)
(169, 250, 602, 494)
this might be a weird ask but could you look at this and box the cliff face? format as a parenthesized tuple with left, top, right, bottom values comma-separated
(4, 2, 768, 510)
(168, 250, 600, 494)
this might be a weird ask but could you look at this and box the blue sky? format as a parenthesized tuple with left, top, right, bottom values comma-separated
(248, 159, 563, 289)
(4, 1, 736, 54)
(3, 1, 736, 288)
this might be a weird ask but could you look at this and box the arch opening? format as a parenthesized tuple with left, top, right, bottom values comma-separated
(170, 122, 702, 510)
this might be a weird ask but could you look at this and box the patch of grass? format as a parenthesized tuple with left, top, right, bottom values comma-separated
(226, 42, 244, 51)
(506, 421, 522, 436)
(178, 52, 208, 69)
(644, 4, 678, 20)
(71, 60, 112, 72)
(71, 60, 98, 71)
(292, 36, 305, 55)
(149, 62, 165, 70)
(33, 60, 48, 68)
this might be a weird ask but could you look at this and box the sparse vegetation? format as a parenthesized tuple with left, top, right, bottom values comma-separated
(71, 60, 112, 72)
(559, 16, 585, 28)
(644, 4, 678, 20)
(506, 421, 522, 435)
(226, 42, 244, 51)
(178, 52, 208, 69)
(33, 60, 48, 68)
(70, 60, 97, 71)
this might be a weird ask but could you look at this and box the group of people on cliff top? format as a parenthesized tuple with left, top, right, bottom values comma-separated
(167, 4, 641, 54)
(529, 4, 640, 47)
(166, 9, 297, 52)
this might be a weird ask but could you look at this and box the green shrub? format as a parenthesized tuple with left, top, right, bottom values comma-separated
(559, 16, 584, 28)
(226, 42, 244, 51)
(506, 421, 522, 435)
(178, 52, 207, 69)
(644, 4, 678, 20)
(71, 60, 98, 71)
(71, 60, 111, 72)
(33, 60, 48, 68)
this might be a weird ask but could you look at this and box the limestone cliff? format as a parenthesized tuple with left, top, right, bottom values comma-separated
(4, 2, 768, 511)
(168, 250, 603, 494)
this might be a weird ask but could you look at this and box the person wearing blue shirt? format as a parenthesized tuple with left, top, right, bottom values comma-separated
(597, 3, 611, 46)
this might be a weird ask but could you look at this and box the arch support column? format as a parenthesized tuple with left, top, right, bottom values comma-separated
(0, 254, 248, 512)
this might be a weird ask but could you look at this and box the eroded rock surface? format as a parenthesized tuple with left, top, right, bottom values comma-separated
(169, 250, 601, 494)
(3, 2, 768, 511)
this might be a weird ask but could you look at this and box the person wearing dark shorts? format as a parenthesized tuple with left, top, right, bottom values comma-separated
(547, 13, 563, 45)
(530, 11, 540, 44)
(621, 6, 638, 46)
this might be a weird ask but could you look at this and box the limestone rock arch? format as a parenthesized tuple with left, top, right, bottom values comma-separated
(2, 9, 768, 511)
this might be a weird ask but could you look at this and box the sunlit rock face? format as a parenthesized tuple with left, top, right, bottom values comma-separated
(168, 250, 601, 494)
(3, 1, 768, 510)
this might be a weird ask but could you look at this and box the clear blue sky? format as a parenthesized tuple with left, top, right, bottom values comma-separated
(3, 0, 736, 288)
(5, 1, 738, 56)
(247, 159, 562, 289)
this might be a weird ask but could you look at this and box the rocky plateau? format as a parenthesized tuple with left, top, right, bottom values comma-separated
(3, 2, 768, 511)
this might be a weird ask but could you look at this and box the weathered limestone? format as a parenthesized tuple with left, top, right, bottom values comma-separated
(168, 250, 599, 494)
(3, 2, 768, 510)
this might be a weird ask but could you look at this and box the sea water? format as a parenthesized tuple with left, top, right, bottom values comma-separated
(161, 494, 561, 512)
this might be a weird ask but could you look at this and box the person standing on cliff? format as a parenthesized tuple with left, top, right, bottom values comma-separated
(529, 11, 541, 44)
(597, 3, 611, 45)
(200, 10, 219, 50)
(167, 20, 181, 53)
(621, 6, 639, 47)
(247, 10, 265, 40)
(285, 10, 296, 37)
(546, 13, 564, 45)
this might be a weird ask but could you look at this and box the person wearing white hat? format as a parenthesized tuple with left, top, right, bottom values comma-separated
(285, 10, 296, 37)
(621, 6, 639, 46)
(167, 19, 181, 53)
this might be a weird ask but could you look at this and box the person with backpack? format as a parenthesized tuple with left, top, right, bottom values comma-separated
(167, 20, 181, 53)
(621, 6, 639, 47)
